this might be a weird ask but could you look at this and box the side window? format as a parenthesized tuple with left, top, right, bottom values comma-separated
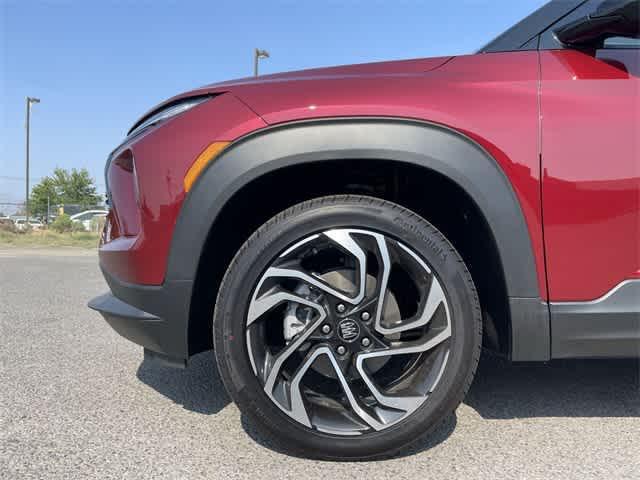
(540, 1, 596, 49)
(540, 0, 640, 50)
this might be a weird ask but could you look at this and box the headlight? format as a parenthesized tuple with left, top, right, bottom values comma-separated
(128, 95, 212, 137)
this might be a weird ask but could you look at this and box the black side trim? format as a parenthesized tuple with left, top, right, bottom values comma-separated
(551, 281, 640, 358)
(167, 118, 548, 360)
(510, 297, 551, 361)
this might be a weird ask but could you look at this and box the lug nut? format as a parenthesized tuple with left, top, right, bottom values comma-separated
(336, 303, 346, 313)
(361, 337, 371, 347)
(336, 345, 347, 355)
(321, 324, 331, 334)
(361, 311, 371, 321)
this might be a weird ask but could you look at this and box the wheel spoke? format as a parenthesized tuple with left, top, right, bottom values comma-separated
(376, 277, 446, 335)
(371, 233, 392, 333)
(261, 229, 368, 305)
(262, 308, 326, 394)
(356, 375, 424, 412)
(366, 322, 451, 359)
(355, 322, 451, 411)
(260, 266, 361, 304)
(288, 348, 324, 428)
(289, 346, 384, 431)
(247, 288, 324, 326)
(322, 230, 367, 304)
(374, 241, 446, 335)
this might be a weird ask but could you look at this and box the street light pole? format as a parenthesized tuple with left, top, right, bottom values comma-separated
(25, 96, 40, 225)
(254, 48, 270, 77)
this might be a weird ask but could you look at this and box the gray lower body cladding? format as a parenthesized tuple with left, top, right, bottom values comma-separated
(550, 281, 640, 359)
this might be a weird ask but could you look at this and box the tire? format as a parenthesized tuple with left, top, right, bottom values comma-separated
(214, 195, 481, 460)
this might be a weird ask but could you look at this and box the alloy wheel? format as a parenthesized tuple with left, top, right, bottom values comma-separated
(245, 228, 452, 436)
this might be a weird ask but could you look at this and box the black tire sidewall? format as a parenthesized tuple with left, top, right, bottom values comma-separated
(214, 196, 481, 459)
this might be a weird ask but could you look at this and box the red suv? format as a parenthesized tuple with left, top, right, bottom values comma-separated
(90, 0, 639, 459)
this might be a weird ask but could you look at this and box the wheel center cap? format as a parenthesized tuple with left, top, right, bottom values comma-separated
(337, 318, 360, 343)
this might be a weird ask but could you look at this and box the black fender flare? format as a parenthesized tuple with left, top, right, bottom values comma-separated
(169, 118, 550, 361)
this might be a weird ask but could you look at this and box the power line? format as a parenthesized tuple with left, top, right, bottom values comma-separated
(0, 175, 45, 181)
(0, 175, 105, 187)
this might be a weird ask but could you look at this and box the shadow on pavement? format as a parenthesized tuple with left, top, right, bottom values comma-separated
(137, 351, 639, 457)
(137, 350, 230, 415)
(466, 355, 640, 419)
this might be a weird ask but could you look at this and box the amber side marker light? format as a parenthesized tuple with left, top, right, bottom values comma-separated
(183, 141, 231, 192)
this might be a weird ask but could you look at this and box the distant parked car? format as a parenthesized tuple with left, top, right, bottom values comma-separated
(13, 218, 43, 231)
(70, 210, 108, 231)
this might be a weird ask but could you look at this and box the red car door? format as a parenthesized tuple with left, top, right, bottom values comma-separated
(540, 31, 639, 302)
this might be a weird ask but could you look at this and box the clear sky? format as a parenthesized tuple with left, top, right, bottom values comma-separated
(0, 0, 546, 211)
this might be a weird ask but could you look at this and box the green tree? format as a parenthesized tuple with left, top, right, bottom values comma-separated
(30, 168, 102, 217)
(29, 177, 58, 218)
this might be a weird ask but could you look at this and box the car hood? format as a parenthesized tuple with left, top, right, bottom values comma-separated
(208, 56, 453, 86)
(135, 56, 453, 126)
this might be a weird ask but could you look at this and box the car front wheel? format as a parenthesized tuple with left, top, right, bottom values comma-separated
(214, 195, 481, 459)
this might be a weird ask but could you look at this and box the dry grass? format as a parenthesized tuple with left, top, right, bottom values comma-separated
(0, 228, 100, 249)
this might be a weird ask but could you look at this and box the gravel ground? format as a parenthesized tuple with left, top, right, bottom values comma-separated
(1, 250, 639, 479)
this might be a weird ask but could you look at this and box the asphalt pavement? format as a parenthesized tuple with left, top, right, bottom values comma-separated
(1, 249, 638, 479)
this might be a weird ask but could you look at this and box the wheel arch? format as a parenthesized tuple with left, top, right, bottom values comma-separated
(168, 118, 549, 361)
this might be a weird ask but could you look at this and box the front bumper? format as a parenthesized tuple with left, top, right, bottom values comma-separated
(88, 293, 187, 367)
(89, 265, 194, 366)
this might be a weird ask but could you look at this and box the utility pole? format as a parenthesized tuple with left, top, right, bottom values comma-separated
(25, 96, 40, 225)
(254, 48, 270, 77)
